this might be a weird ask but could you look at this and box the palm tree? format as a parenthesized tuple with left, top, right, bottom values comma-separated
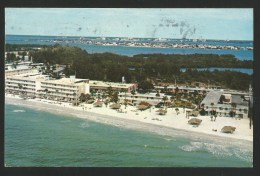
(170, 95, 175, 109)
(174, 87, 179, 95)
(79, 93, 85, 103)
(175, 108, 179, 115)
(73, 92, 77, 106)
(162, 96, 168, 107)
(210, 102, 214, 111)
(107, 86, 113, 98)
(18, 83, 23, 90)
(23, 87, 27, 97)
(163, 85, 168, 93)
(44, 88, 48, 99)
(111, 91, 119, 103)
(99, 92, 105, 102)
(231, 102, 237, 118)
(210, 102, 214, 121)
(170, 95, 175, 102)
(55, 89, 60, 101)
(85, 93, 91, 101)
(131, 89, 136, 102)
(104, 100, 109, 108)
(231, 102, 237, 112)
(124, 99, 128, 109)
(17, 83, 23, 96)
(66, 93, 69, 102)
(12, 62, 17, 69)
(156, 90, 160, 97)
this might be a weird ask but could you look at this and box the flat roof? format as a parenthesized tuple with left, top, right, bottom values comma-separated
(5, 68, 37, 72)
(90, 80, 136, 89)
(42, 78, 88, 86)
(53, 67, 65, 73)
(201, 91, 223, 105)
(119, 92, 162, 98)
(231, 94, 248, 106)
(154, 85, 222, 91)
(6, 73, 49, 81)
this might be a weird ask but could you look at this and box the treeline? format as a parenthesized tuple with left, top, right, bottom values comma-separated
(7, 44, 252, 90)
(5, 43, 49, 51)
(178, 69, 251, 90)
(133, 53, 252, 68)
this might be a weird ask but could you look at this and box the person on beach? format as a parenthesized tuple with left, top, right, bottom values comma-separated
(214, 114, 217, 121)
(210, 115, 213, 121)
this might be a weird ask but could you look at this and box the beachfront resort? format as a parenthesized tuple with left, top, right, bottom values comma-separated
(5, 58, 253, 141)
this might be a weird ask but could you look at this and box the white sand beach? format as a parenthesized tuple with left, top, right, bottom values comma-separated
(5, 94, 253, 142)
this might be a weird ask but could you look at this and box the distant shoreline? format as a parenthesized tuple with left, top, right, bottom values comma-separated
(5, 34, 254, 42)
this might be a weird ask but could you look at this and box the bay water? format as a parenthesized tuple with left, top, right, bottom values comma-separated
(6, 35, 253, 60)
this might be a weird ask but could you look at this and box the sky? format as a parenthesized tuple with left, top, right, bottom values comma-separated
(5, 8, 253, 40)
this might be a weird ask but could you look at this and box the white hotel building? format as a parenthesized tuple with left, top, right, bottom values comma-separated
(5, 68, 136, 103)
(40, 76, 90, 102)
(5, 68, 90, 102)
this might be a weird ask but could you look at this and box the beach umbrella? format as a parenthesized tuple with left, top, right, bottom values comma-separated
(191, 110, 200, 117)
(188, 118, 202, 125)
(86, 99, 95, 104)
(20, 94, 27, 100)
(137, 105, 148, 111)
(109, 103, 121, 109)
(156, 109, 167, 115)
(93, 101, 103, 107)
(221, 126, 236, 133)
(127, 102, 134, 106)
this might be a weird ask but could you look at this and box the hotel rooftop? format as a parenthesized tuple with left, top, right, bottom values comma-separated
(6, 73, 49, 81)
(42, 77, 89, 86)
(90, 80, 136, 89)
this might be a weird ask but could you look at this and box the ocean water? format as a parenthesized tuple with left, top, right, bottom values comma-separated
(5, 35, 253, 60)
(5, 104, 253, 167)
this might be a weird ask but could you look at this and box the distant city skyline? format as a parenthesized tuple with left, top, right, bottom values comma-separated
(5, 8, 253, 40)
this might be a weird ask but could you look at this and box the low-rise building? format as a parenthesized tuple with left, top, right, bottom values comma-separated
(201, 91, 249, 118)
(118, 92, 162, 103)
(5, 68, 38, 77)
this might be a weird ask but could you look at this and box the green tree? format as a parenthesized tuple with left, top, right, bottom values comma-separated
(79, 93, 86, 103)
(111, 91, 119, 103)
(162, 96, 168, 107)
(138, 80, 154, 93)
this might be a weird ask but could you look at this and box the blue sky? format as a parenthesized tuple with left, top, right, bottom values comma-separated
(5, 8, 253, 40)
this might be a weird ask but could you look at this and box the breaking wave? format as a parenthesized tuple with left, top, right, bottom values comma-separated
(13, 110, 25, 112)
(179, 141, 252, 163)
(79, 122, 91, 128)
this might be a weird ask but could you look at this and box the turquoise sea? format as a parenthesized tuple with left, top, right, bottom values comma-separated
(5, 104, 253, 167)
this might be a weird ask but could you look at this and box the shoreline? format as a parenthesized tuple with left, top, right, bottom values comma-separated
(5, 95, 253, 145)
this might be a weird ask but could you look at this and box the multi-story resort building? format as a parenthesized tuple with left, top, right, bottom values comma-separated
(5, 72, 90, 103)
(5, 72, 49, 98)
(40, 76, 90, 102)
(89, 80, 137, 93)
